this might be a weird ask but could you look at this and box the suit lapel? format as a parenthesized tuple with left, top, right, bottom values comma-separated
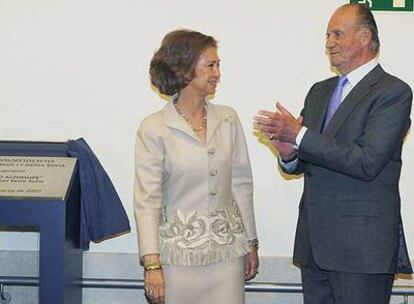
(206, 102, 223, 145)
(162, 100, 201, 142)
(307, 79, 337, 132)
(323, 65, 385, 137)
(162, 99, 224, 145)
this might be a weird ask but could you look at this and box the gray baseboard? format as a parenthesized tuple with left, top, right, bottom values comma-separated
(0, 250, 412, 304)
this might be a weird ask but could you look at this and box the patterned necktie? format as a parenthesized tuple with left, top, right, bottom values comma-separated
(322, 75, 348, 132)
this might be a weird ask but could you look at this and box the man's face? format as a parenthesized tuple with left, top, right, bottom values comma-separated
(325, 7, 367, 74)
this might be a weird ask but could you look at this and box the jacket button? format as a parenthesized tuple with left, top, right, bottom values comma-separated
(208, 147, 216, 155)
(209, 189, 217, 196)
(305, 171, 313, 177)
(209, 169, 218, 176)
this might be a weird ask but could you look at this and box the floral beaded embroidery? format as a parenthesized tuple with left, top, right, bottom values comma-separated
(159, 201, 248, 266)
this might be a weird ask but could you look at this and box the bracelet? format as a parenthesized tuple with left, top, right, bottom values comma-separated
(248, 239, 259, 250)
(144, 262, 162, 271)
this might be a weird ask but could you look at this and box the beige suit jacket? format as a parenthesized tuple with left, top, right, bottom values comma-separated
(134, 99, 257, 266)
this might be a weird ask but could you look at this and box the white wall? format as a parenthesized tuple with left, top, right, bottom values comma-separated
(0, 0, 413, 257)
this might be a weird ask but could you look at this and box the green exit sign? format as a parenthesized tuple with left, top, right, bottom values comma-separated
(350, 0, 413, 11)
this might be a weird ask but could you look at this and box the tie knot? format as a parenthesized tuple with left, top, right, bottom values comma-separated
(337, 75, 348, 88)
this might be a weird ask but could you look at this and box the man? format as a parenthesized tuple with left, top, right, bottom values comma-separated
(254, 4, 412, 304)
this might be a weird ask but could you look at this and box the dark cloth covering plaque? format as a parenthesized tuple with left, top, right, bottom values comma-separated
(68, 138, 130, 249)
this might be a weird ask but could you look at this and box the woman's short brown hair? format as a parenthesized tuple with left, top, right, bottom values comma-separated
(149, 30, 217, 96)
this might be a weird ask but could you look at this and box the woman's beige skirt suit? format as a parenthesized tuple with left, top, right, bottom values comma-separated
(134, 99, 257, 303)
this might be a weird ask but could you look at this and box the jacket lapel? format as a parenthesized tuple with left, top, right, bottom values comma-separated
(307, 78, 337, 132)
(162, 99, 225, 145)
(323, 65, 384, 137)
(162, 100, 201, 143)
(206, 101, 223, 145)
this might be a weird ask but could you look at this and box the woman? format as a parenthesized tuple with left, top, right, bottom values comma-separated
(134, 29, 259, 304)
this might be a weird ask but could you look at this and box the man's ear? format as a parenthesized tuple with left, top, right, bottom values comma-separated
(359, 28, 372, 48)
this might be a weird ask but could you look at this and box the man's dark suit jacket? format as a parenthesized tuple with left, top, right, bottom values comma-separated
(283, 65, 413, 274)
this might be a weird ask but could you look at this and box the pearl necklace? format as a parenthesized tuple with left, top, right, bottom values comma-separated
(173, 99, 207, 132)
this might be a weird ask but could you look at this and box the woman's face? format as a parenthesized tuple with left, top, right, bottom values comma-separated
(186, 47, 220, 96)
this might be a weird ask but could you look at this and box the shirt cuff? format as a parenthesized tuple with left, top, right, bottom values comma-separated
(278, 155, 299, 171)
(293, 126, 308, 150)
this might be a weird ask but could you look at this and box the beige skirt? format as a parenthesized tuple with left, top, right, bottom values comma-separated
(163, 256, 245, 304)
